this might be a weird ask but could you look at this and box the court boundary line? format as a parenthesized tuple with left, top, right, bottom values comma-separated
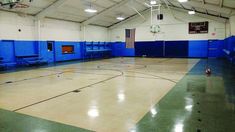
(1, 58, 199, 112)
(13, 68, 124, 112)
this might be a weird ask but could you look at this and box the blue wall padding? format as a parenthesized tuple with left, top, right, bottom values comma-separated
(165, 41, 189, 57)
(223, 36, 235, 63)
(0, 40, 15, 63)
(83, 41, 112, 59)
(86, 42, 93, 51)
(1, 36, 235, 68)
(93, 42, 99, 50)
(39, 41, 55, 63)
(123, 48, 135, 57)
(135, 41, 164, 57)
(188, 40, 208, 57)
(0, 40, 84, 65)
(111, 42, 135, 57)
(111, 42, 125, 57)
(14, 41, 38, 56)
(224, 36, 235, 52)
(80, 42, 86, 59)
(99, 42, 104, 50)
(208, 40, 224, 58)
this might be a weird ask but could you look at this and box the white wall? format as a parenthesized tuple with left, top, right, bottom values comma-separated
(0, 11, 35, 40)
(230, 15, 235, 36)
(84, 25, 108, 42)
(39, 18, 80, 41)
(225, 20, 231, 38)
(0, 11, 108, 41)
(110, 8, 226, 42)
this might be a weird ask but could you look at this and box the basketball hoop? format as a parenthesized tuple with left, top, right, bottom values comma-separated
(150, 24, 160, 34)
(0, 1, 29, 9)
(149, 4, 162, 35)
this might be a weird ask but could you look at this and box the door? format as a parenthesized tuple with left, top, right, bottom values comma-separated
(0, 40, 15, 63)
(47, 41, 56, 62)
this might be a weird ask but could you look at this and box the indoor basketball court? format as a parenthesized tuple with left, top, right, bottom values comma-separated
(0, 0, 235, 132)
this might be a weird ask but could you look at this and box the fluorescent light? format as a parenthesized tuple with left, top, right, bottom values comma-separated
(188, 10, 195, 15)
(116, 16, 125, 20)
(178, 0, 188, 2)
(150, 0, 157, 5)
(84, 8, 97, 13)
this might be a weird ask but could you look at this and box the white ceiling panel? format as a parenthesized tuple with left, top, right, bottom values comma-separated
(223, 0, 235, 8)
(92, 19, 113, 26)
(1, 0, 234, 27)
(205, 0, 220, 5)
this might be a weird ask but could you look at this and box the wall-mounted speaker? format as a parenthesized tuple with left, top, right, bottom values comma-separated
(157, 14, 163, 20)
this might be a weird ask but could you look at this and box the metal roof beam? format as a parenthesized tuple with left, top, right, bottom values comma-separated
(220, 0, 224, 8)
(82, 0, 130, 25)
(108, 8, 149, 29)
(170, 5, 228, 22)
(202, 0, 205, 4)
(184, 0, 234, 15)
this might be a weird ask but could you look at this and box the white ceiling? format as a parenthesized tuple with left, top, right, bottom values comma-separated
(0, 0, 235, 27)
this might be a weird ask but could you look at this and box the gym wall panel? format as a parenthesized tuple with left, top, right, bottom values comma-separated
(1, 37, 233, 69)
(14, 41, 38, 56)
(165, 41, 189, 57)
(135, 41, 164, 57)
(123, 48, 135, 57)
(223, 36, 235, 62)
(224, 36, 235, 52)
(0, 40, 15, 63)
(111, 42, 135, 57)
(188, 40, 208, 58)
(38, 41, 56, 63)
(218, 40, 225, 58)
(208, 40, 224, 58)
(111, 42, 125, 57)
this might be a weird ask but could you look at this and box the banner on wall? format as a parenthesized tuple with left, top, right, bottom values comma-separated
(189, 21, 209, 34)
(125, 29, 136, 48)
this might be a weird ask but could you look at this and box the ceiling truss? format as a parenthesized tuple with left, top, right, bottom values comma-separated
(0, 0, 235, 27)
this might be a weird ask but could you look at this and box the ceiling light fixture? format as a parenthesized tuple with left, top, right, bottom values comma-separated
(188, 10, 196, 15)
(84, 3, 97, 13)
(116, 16, 125, 20)
(85, 8, 97, 13)
(150, 0, 157, 5)
(178, 0, 188, 3)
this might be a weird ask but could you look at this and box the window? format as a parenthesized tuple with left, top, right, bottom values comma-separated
(62, 45, 74, 54)
(47, 42, 53, 52)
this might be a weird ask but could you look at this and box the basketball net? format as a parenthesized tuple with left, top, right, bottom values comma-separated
(0, 2, 29, 9)
(14, 3, 29, 8)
